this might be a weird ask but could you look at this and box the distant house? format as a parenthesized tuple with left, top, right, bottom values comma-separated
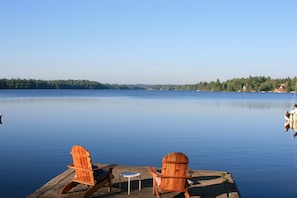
(274, 83, 286, 92)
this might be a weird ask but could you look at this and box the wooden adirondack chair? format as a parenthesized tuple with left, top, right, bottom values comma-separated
(60, 145, 116, 198)
(148, 152, 192, 198)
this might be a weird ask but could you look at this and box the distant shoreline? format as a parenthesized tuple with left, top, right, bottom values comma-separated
(1, 76, 297, 92)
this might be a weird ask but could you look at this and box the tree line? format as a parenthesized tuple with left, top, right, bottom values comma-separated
(0, 76, 297, 92)
(0, 79, 144, 90)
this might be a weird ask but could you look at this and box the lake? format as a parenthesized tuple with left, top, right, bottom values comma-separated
(0, 90, 297, 198)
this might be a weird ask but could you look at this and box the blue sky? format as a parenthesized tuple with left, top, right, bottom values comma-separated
(1, 0, 296, 84)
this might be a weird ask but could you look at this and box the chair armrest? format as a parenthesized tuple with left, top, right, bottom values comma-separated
(148, 166, 161, 178)
(184, 167, 193, 178)
(187, 167, 194, 175)
(68, 164, 75, 169)
(93, 164, 117, 171)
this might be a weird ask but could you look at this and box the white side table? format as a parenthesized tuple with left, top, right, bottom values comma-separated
(119, 172, 141, 195)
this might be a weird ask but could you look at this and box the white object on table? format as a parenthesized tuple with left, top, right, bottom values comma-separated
(119, 172, 141, 195)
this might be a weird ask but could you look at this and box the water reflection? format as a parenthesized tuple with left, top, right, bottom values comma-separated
(284, 105, 297, 137)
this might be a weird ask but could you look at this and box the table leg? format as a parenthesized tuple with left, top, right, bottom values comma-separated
(128, 176, 130, 195)
(119, 175, 121, 190)
(139, 175, 141, 191)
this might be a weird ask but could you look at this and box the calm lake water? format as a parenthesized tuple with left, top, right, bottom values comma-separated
(1, 90, 297, 198)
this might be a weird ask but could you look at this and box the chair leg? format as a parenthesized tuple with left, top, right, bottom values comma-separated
(107, 173, 114, 192)
(184, 191, 190, 198)
(156, 190, 161, 198)
(152, 178, 158, 195)
(60, 181, 79, 194)
(154, 182, 161, 198)
(152, 187, 155, 195)
(82, 177, 109, 198)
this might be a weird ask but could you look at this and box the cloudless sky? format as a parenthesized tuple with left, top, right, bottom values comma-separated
(1, 0, 296, 84)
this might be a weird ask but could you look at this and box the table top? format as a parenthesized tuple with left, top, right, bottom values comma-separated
(120, 172, 140, 177)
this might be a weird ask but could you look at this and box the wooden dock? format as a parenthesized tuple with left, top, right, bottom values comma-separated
(28, 165, 241, 198)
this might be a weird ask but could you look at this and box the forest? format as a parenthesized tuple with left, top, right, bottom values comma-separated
(0, 76, 297, 92)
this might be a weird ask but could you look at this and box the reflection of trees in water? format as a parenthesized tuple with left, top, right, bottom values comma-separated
(285, 115, 297, 186)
